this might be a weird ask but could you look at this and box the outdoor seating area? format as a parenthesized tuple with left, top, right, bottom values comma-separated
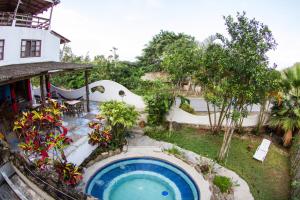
(0, 0, 299, 200)
(33, 94, 85, 116)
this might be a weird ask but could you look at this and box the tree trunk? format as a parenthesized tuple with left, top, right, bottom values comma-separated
(218, 119, 236, 161)
(283, 130, 293, 147)
(213, 104, 217, 132)
(206, 101, 213, 132)
(256, 100, 268, 133)
(216, 101, 227, 132)
(217, 103, 231, 132)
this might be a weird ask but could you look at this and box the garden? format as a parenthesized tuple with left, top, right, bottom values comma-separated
(1, 11, 300, 200)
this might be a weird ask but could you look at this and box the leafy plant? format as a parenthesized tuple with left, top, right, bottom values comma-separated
(165, 146, 182, 156)
(137, 30, 194, 72)
(54, 161, 83, 186)
(100, 101, 139, 146)
(180, 103, 195, 114)
(88, 119, 112, 147)
(269, 96, 300, 146)
(213, 175, 233, 193)
(13, 100, 81, 185)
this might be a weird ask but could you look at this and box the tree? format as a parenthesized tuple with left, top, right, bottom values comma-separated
(282, 63, 300, 97)
(162, 36, 201, 86)
(138, 30, 194, 72)
(255, 69, 282, 133)
(269, 64, 300, 146)
(196, 43, 230, 133)
(269, 96, 300, 146)
(216, 12, 277, 161)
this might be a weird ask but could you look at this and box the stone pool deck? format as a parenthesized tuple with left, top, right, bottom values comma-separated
(60, 101, 253, 200)
(79, 131, 254, 200)
(127, 133, 254, 200)
(82, 146, 212, 200)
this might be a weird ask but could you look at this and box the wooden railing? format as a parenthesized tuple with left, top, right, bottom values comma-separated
(0, 12, 50, 30)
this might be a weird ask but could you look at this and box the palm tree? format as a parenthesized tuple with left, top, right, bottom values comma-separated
(269, 64, 300, 146)
(282, 63, 300, 97)
(269, 97, 300, 146)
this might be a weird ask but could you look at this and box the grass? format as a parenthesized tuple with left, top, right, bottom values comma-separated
(145, 127, 290, 200)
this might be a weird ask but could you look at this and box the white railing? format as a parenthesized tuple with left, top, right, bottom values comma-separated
(0, 12, 50, 30)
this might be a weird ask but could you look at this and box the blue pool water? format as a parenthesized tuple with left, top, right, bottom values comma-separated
(86, 158, 199, 200)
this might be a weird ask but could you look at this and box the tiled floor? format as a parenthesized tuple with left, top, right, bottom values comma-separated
(63, 101, 100, 143)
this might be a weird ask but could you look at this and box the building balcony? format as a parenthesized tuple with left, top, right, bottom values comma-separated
(0, 12, 50, 30)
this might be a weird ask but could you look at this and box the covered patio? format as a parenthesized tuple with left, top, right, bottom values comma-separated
(0, 61, 93, 114)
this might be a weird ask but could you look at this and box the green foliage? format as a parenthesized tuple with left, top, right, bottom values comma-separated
(161, 36, 201, 85)
(202, 11, 279, 160)
(179, 102, 195, 114)
(213, 175, 233, 193)
(138, 30, 196, 72)
(282, 63, 300, 97)
(100, 101, 139, 146)
(51, 46, 145, 90)
(291, 134, 300, 189)
(269, 96, 300, 146)
(88, 120, 112, 147)
(144, 88, 174, 126)
(165, 146, 182, 156)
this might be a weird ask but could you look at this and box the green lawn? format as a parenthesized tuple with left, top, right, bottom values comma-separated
(145, 127, 290, 200)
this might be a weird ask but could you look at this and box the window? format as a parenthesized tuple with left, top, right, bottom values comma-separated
(0, 40, 4, 60)
(21, 40, 41, 58)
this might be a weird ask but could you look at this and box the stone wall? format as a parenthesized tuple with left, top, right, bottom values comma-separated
(11, 153, 89, 200)
(291, 135, 300, 200)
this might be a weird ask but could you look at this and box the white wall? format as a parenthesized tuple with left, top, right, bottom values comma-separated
(33, 80, 147, 111)
(0, 26, 60, 66)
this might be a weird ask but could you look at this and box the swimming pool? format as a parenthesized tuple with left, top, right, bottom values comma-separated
(86, 157, 200, 200)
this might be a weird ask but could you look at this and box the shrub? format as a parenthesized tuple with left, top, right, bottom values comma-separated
(13, 100, 82, 186)
(100, 101, 139, 146)
(180, 102, 195, 114)
(88, 119, 112, 147)
(54, 161, 82, 186)
(165, 146, 182, 156)
(213, 175, 233, 193)
(144, 91, 174, 126)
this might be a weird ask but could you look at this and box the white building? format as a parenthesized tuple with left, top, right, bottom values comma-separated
(0, 0, 92, 113)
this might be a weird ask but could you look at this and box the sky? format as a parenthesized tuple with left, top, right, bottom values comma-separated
(47, 0, 300, 69)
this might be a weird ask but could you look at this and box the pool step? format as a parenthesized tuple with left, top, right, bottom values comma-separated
(66, 136, 97, 166)
(127, 146, 162, 153)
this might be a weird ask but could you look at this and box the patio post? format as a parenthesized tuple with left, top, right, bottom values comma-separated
(40, 75, 45, 104)
(85, 70, 90, 112)
(45, 75, 51, 98)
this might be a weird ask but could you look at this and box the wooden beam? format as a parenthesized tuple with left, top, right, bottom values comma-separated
(40, 75, 45, 104)
(85, 70, 90, 112)
(48, 2, 54, 29)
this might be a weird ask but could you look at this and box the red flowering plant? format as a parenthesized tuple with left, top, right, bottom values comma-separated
(13, 100, 82, 185)
(88, 115, 112, 148)
(54, 161, 83, 186)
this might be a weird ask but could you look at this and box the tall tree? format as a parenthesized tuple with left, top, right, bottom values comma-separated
(162, 36, 201, 86)
(137, 30, 194, 72)
(216, 12, 277, 161)
(196, 43, 230, 132)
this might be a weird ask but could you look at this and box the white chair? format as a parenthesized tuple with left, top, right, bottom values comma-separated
(253, 139, 271, 162)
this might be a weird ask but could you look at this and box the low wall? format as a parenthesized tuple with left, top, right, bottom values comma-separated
(166, 106, 263, 128)
(33, 80, 146, 111)
(291, 135, 300, 199)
